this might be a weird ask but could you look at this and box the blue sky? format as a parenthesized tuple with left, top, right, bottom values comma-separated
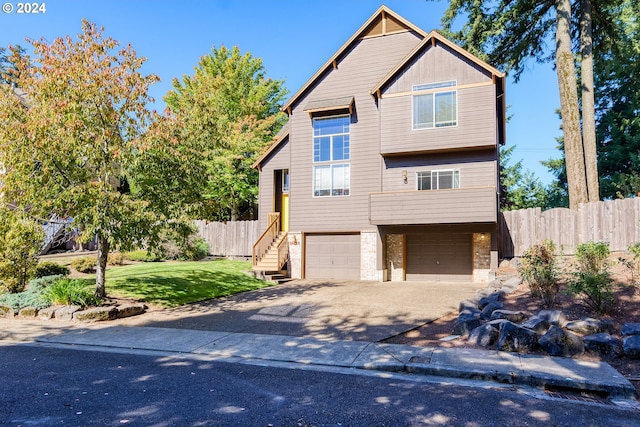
(1, 0, 561, 184)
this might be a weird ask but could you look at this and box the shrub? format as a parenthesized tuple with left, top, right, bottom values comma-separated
(0, 209, 44, 293)
(0, 275, 60, 311)
(107, 252, 125, 266)
(518, 240, 559, 308)
(624, 242, 640, 289)
(123, 249, 163, 262)
(43, 278, 100, 307)
(178, 237, 209, 261)
(34, 262, 70, 278)
(70, 256, 97, 273)
(568, 241, 616, 314)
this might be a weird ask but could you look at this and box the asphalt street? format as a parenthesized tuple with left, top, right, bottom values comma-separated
(1, 344, 638, 427)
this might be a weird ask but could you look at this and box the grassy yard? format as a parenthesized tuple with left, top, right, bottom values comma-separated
(100, 259, 271, 307)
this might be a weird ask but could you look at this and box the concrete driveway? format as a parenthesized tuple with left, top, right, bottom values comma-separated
(117, 279, 486, 342)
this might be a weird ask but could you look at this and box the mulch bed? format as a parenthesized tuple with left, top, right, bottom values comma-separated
(381, 264, 640, 396)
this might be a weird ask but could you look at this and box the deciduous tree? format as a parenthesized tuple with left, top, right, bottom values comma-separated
(165, 46, 287, 221)
(0, 21, 195, 298)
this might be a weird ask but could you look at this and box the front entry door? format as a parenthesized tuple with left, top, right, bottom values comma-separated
(274, 169, 289, 232)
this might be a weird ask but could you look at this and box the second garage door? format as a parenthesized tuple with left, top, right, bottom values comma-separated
(406, 233, 472, 282)
(305, 233, 361, 280)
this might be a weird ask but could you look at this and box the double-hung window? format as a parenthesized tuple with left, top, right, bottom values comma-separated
(417, 169, 460, 190)
(313, 116, 350, 197)
(412, 81, 457, 129)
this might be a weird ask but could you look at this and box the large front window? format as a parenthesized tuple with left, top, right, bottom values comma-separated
(313, 116, 350, 196)
(413, 81, 457, 129)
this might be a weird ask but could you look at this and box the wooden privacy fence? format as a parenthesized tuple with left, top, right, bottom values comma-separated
(500, 198, 640, 257)
(194, 220, 260, 257)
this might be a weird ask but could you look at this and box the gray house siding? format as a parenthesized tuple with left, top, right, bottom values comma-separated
(381, 151, 497, 192)
(287, 31, 422, 233)
(380, 85, 498, 154)
(257, 137, 290, 231)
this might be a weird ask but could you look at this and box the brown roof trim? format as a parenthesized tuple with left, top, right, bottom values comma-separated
(370, 30, 505, 97)
(252, 123, 290, 170)
(281, 5, 427, 114)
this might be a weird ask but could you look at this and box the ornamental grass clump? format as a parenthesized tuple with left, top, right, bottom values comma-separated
(518, 240, 559, 308)
(43, 278, 101, 308)
(568, 241, 616, 314)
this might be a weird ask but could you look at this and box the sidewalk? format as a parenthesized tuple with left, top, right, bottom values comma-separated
(1, 319, 636, 401)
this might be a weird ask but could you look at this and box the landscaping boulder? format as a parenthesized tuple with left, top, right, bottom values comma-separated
(453, 312, 483, 338)
(116, 303, 147, 319)
(536, 310, 567, 328)
(18, 307, 38, 318)
(500, 277, 522, 293)
(478, 292, 505, 309)
(74, 306, 117, 322)
(623, 335, 640, 359)
(566, 318, 614, 335)
(497, 321, 539, 353)
(621, 323, 640, 336)
(38, 306, 57, 320)
(54, 305, 81, 321)
(459, 300, 479, 313)
(480, 301, 504, 320)
(584, 333, 623, 359)
(490, 309, 527, 323)
(538, 326, 584, 357)
(0, 304, 14, 318)
(468, 323, 499, 347)
(520, 316, 551, 335)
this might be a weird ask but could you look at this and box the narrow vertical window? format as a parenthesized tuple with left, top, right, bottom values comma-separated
(313, 116, 350, 197)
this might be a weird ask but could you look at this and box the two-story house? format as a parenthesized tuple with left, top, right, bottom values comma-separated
(252, 5, 505, 283)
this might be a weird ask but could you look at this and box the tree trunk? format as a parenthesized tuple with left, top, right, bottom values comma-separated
(556, 0, 588, 210)
(95, 232, 109, 299)
(580, 0, 600, 202)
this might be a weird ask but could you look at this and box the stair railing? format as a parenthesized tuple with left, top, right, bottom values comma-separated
(252, 212, 281, 267)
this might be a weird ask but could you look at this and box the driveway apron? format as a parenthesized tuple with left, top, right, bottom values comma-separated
(115, 279, 485, 342)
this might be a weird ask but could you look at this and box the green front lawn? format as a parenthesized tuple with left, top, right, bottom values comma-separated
(104, 259, 270, 307)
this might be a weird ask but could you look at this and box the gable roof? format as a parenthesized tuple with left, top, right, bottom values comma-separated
(281, 5, 427, 115)
(252, 121, 289, 171)
(370, 30, 505, 98)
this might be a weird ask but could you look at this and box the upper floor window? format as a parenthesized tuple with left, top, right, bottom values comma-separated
(412, 81, 457, 129)
(313, 116, 350, 197)
(417, 169, 460, 190)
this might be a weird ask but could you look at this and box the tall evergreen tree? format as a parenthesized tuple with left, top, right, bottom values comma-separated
(437, 0, 618, 208)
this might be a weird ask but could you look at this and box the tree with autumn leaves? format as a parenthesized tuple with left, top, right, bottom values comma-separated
(0, 21, 287, 298)
(0, 21, 202, 298)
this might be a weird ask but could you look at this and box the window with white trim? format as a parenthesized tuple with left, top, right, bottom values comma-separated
(417, 169, 460, 190)
(412, 81, 457, 129)
(313, 116, 350, 196)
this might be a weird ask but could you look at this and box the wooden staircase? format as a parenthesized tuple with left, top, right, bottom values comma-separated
(252, 212, 289, 274)
(253, 231, 288, 271)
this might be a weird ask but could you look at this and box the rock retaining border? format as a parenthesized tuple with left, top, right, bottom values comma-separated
(454, 275, 640, 360)
(0, 302, 147, 322)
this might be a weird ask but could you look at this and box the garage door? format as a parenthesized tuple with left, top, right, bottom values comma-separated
(406, 234, 472, 282)
(305, 234, 361, 280)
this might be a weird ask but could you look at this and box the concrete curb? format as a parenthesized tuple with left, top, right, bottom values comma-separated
(1, 321, 634, 400)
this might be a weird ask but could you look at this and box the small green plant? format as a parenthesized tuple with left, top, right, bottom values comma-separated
(568, 241, 616, 314)
(70, 256, 97, 273)
(0, 209, 44, 293)
(43, 278, 100, 307)
(123, 249, 163, 262)
(178, 237, 209, 261)
(622, 242, 640, 289)
(0, 276, 59, 312)
(519, 240, 559, 308)
(34, 262, 70, 278)
(107, 252, 125, 266)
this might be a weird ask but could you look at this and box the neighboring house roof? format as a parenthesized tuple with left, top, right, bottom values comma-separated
(281, 5, 427, 115)
(252, 121, 289, 171)
(370, 30, 505, 98)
